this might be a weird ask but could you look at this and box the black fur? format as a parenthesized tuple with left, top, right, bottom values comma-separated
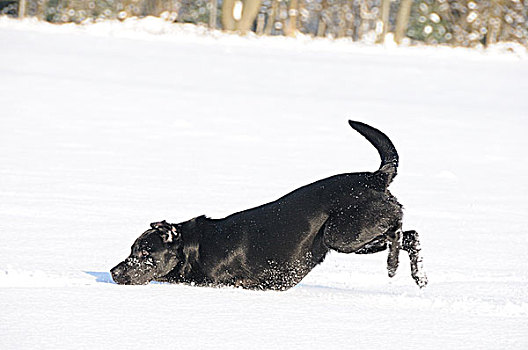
(111, 121, 428, 289)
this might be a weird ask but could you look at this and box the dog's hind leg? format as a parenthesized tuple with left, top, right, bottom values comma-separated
(352, 226, 405, 280)
(402, 230, 428, 288)
(354, 238, 387, 254)
(386, 228, 401, 278)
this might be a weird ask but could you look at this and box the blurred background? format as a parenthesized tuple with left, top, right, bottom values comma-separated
(1, 0, 527, 47)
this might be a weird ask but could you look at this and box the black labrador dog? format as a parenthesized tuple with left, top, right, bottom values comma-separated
(111, 121, 427, 289)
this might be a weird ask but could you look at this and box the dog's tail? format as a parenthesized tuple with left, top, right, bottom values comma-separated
(348, 120, 398, 187)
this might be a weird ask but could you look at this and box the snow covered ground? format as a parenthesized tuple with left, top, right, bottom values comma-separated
(1, 17, 527, 349)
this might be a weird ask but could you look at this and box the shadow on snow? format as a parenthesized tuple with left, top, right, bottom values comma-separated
(83, 271, 168, 285)
(84, 271, 115, 284)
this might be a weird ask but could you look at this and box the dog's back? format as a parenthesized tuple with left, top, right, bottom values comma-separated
(177, 121, 405, 289)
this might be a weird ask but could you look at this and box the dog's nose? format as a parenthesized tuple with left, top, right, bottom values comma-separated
(111, 262, 131, 285)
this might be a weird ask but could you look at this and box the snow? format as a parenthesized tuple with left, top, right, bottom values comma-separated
(1, 16, 527, 349)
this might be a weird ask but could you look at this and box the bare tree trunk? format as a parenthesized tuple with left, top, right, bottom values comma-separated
(209, 0, 218, 29)
(143, 0, 163, 17)
(264, 0, 278, 35)
(237, 0, 261, 33)
(222, 0, 262, 33)
(255, 10, 265, 35)
(222, 0, 237, 31)
(357, 0, 370, 40)
(18, 0, 26, 18)
(345, 4, 355, 40)
(376, 0, 391, 43)
(336, 2, 346, 38)
(394, 0, 413, 44)
(317, 20, 326, 37)
(156, 0, 164, 16)
(285, 0, 299, 37)
(316, 0, 328, 37)
(486, 0, 503, 46)
(36, 0, 46, 20)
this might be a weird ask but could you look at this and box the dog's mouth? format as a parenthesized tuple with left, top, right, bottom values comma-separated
(110, 258, 157, 285)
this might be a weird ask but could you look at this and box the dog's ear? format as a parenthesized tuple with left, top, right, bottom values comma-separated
(161, 225, 181, 244)
(166, 225, 182, 244)
(150, 220, 168, 230)
(150, 221, 181, 244)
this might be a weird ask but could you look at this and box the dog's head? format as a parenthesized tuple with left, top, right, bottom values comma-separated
(111, 220, 182, 285)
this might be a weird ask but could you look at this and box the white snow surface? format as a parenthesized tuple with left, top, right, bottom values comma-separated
(1, 17, 527, 349)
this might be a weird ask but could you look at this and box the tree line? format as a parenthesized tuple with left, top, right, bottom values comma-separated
(2, 0, 527, 47)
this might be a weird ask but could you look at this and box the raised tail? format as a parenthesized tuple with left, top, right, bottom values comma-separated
(348, 120, 399, 186)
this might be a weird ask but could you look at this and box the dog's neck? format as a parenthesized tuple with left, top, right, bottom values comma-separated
(171, 216, 210, 276)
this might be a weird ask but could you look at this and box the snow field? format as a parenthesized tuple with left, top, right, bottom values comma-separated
(0, 16, 527, 349)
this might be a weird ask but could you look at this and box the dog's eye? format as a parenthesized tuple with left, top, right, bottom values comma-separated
(140, 249, 149, 257)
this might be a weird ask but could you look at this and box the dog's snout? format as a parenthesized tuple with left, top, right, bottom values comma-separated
(111, 261, 131, 285)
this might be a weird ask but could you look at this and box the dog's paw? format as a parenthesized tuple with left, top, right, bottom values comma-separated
(387, 266, 398, 278)
(414, 272, 428, 288)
